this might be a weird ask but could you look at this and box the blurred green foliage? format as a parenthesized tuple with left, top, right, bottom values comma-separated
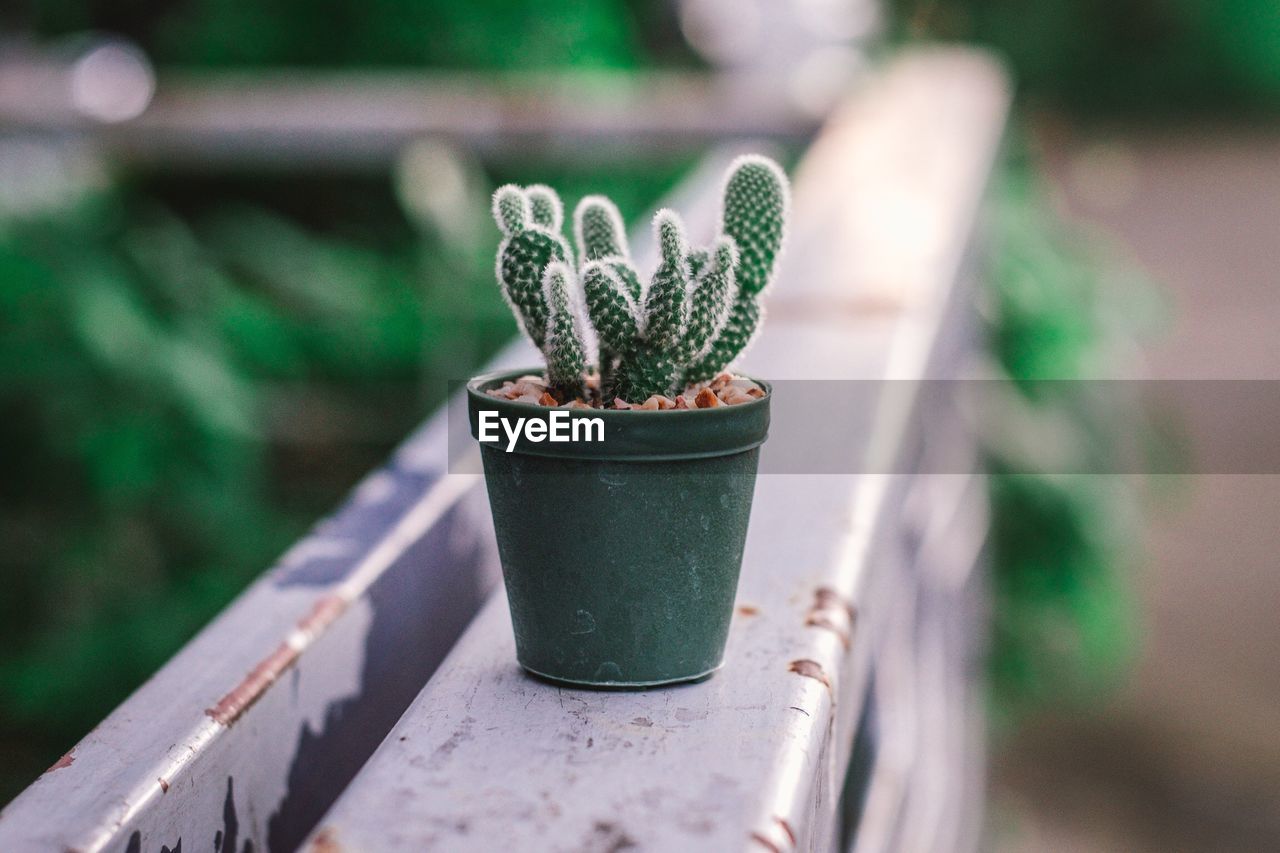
(984, 154, 1147, 721)
(12, 0, 671, 68)
(0, 181, 481, 786)
(892, 0, 1280, 114)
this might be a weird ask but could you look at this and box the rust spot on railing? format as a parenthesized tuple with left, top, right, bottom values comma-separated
(773, 815, 796, 846)
(749, 831, 782, 852)
(297, 593, 347, 638)
(309, 827, 342, 853)
(206, 642, 299, 726)
(45, 750, 74, 773)
(804, 616, 850, 649)
(787, 659, 830, 689)
(736, 604, 760, 617)
(804, 587, 856, 649)
(206, 593, 348, 727)
(749, 815, 797, 851)
(813, 587, 855, 619)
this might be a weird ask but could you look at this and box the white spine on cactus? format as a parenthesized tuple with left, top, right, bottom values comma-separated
(525, 183, 564, 233)
(582, 259, 643, 346)
(642, 208, 691, 347)
(717, 153, 792, 297)
(573, 194, 631, 262)
(492, 184, 573, 349)
(541, 260, 587, 393)
(683, 236, 740, 363)
(492, 184, 529, 237)
(492, 185, 535, 343)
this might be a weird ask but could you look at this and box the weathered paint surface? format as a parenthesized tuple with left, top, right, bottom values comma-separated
(303, 49, 1008, 852)
(0, 378, 504, 852)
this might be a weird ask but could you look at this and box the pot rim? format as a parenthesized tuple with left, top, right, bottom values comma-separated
(466, 367, 771, 461)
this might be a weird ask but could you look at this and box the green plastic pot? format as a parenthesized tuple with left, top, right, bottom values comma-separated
(467, 368, 771, 688)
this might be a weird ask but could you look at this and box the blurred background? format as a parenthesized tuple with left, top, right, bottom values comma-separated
(1, 0, 1278, 849)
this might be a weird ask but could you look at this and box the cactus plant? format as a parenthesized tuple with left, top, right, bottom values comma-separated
(491, 154, 790, 403)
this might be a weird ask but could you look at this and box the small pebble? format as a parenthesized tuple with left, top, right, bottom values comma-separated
(640, 395, 677, 410)
(695, 387, 722, 408)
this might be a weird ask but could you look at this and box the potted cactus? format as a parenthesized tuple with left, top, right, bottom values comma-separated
(468, 155, 789, 687)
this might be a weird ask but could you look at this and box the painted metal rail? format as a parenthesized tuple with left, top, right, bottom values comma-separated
(0, 48, 1007, 853)
(0, 0, 874, 170)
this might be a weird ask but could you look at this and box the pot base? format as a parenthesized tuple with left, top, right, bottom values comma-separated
(519, 661, 723, 690)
